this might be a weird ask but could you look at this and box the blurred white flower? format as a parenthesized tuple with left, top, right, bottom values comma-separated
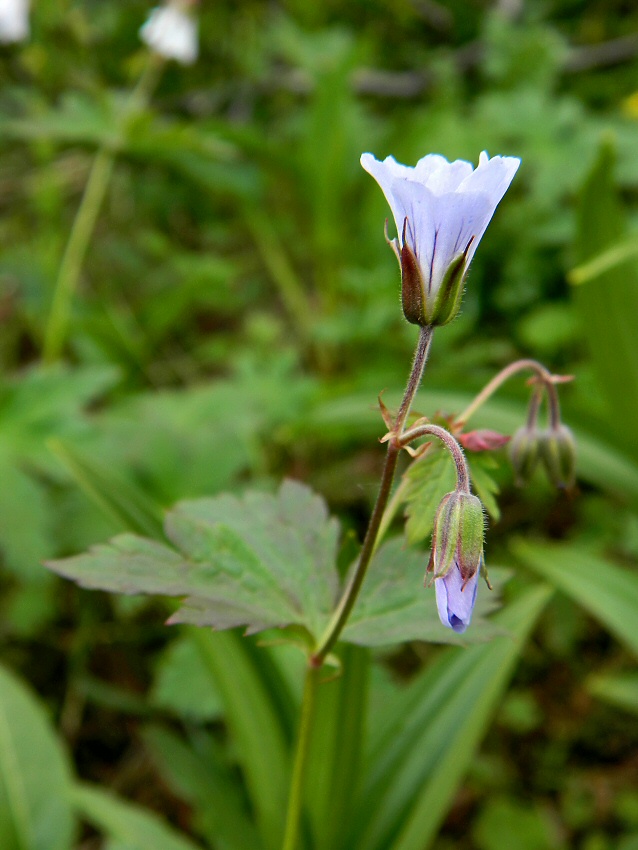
(361, 151, 520, 325)
(140, 3, 198, 65)
(0, 0, 29, 44)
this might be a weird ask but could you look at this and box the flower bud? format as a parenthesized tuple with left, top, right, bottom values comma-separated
(509, 424, 542, 487)
(426, 491, 486, 634)
(540, 424, 576, 489)
(428, 490, 485, 581)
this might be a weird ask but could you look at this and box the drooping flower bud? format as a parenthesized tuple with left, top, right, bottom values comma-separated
(509, 424, 542, 487)
(540, 424, 576, 489)
(426, 490, 486, 633)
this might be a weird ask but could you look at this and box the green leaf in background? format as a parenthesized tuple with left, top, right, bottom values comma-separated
(467, 452, 502, 522)
(189, 629, 291, 850)
(514, 540, 638, 657)
(342, 537, 504, 647)
(351, 584, 552, 850)
(142, 725, 263, 850)
(49, 438, 164, 540)
(47, 480, 339, 640)
(150, 633, 223, 721)
(473, 796, 560, 850)
(0, 663, 75, 850)
(587, 672, 638, 717)
(0, 92, 118, 147)
(0, 449, 52, 579)
(572, 138, 638, 460)
(0, 365, 118, 474)
(304, 644, 368, 850)
(0, 365, 119, 579)
(71, 784, 203, 850)
(403, 445, 456, 545)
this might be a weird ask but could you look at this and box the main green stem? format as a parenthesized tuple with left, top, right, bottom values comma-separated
(42, 56, 163, 363)
(280, 325, 433, 850)
(281, 664, 320, 850)
(312, 324, 433, 664)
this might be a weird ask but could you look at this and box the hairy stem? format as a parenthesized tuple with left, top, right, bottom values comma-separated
(398, 422, 470, 492)
(311, 324, 433, 665)
(456, 357, 563, 429)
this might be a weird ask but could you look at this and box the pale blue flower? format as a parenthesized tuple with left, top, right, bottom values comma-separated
(361, 151, 520, 308)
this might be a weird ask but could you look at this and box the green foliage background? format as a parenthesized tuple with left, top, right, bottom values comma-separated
(2, 1, 638, 848)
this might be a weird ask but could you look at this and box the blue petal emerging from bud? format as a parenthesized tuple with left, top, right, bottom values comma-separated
(435, 562, 479, 634)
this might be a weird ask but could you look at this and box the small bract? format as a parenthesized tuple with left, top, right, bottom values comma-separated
(140, 2, 198, 65)
(0, 0, 29, 44)
(361, 151, 520, 326)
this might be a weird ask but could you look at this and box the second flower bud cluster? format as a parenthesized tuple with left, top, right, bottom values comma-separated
(509, 391, 576, 490)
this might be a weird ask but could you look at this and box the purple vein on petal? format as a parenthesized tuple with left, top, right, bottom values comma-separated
(428, 228, 439, 293)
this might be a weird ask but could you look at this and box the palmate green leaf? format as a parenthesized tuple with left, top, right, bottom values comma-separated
(164, 481, 339, 638)
(342, 537, 504, 647)
(514, 539, 638, 657)
(350, 585, 552, 850)
(403, 445, 456, 545)
(47, 480, 339, 640)
(0, 664, 76, 850)
(71, 784, 202, 850)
